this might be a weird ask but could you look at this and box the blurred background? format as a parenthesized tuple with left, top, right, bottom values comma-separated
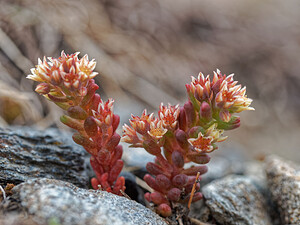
(0, 0, 299, 161)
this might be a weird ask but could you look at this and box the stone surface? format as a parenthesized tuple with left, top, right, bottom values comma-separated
(11, 178, 167, 225)
(244, 161, 281, 225)
(265, 155, 300, 225)
(0, 126, 89, 188)
(200, 148, 247, 187)
(202, 175, 272, 225)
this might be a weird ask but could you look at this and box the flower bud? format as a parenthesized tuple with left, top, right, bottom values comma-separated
(81, 80, 99, 107)
(157, 203, 172, 217)
(35, 83, 50, 95)
(112, 114, 120, 132)
(200, 102, 212, 120)
(91, 93, 101, 111)
(217, 115, 241, 130)
(175, 129, 188, 148)
(172, 174, 188, 188)
(184, 101, 196, 126)
(219, 110, 231, 122)
(188, 126, 203, 138)
(167, 188, 181, 202)
(68, 106, 87, 120)
(178, 107, 187, 131)
(172, 151, 184, 168)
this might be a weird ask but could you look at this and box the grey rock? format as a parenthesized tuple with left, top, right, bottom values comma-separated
(201, 152, 246, 187)
(12, 178, 167, 225)
(244, 161, 281, 225)
(0, 126, 89, 188)
(265, 155, 300, 225)
(202, 175, 272, 225)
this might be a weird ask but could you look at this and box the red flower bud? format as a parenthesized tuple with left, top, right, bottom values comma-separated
(167, 188, 181, 202)
(200, 102, 212, 120)
(172, 174, 188, 188)
(175, 129, 188, 148)
(112, 114, 120, 132)
(81, 80, 99, 107)
(91, 93, 101, 111)
(178, 107, 187, 131)
(188, 126, 204, 138)
(68, 106, 88, 120)
(219, 110, 231, 122)
(172, 151, 184, 168)
(35, 83, 50, 95)
(184, 101, 196, 126)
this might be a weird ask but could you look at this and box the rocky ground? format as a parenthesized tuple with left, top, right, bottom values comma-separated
(0, 126, 299, 225)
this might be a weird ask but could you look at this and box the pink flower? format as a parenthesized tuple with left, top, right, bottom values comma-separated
(188, 132, 214, 153)
(147, 120, 168, 140)
(128, 109, 155, 134)
(92, 99, 114, 126)
(158, 103, 180, 129)
(27, 51, 98, 96)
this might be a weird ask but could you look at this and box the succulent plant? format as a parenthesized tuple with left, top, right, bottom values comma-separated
(122, 69, 254, 216)
(27, 51, 125, 195)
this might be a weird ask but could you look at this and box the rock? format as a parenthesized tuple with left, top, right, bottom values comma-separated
(265, 155, 300, 225)
(202, 175, 272, 225)
(11, 178, 167, 225)
(0, 126, 89, 188)
(244, 161, 281, 225)
(200, 151, 246, 187)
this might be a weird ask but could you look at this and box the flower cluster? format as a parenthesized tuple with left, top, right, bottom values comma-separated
(122, 69, 254, 216)
(27, 51, 125, 195)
